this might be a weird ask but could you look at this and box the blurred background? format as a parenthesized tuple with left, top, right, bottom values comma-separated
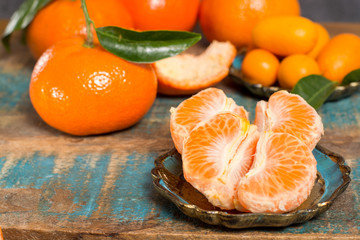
(1, 0, 360, 22)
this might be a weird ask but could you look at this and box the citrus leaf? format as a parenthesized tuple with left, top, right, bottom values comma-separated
(341, 68, 360, 86)
(2, 0, 52, 51)
(96, 26, 202, 63)
(291, 75, 337, 110)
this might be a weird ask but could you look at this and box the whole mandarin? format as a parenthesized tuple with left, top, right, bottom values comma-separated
(122, 0, 200, 31)
(317, 33, 360, 83)
(30, 37, 157, 136)
(26, 0, 134, 59)
(241, 49, 280, 87)
(307, 23, 330, 59)
(253, 16, 318, 56)
(278, 54, 321, 89)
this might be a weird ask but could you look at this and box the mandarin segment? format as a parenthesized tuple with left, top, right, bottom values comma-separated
(170, 88, 248, 154)
(183, 112, 259, 210)
(154, 41, 237, 95)
(254, 90, 323, 150)
(237, 132, 317, 213)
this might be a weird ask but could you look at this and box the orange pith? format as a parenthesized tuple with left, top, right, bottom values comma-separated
(154, 41, 237, 96)
(183, 112, 259, 210)
(237, 131, 317, 213)
(170, 88, 248, 154)
(30, 37, 157, 136)
(26, 0, 134, 59)
(254, 90, 323, 150)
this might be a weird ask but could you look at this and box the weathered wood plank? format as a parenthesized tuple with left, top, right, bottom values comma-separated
(0, 20, 359, 239)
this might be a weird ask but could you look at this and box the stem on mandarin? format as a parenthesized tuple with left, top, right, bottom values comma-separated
(80, 0, 95, 48)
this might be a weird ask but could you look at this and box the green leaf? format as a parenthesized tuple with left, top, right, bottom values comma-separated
(96, 26, 202, 63)
(341, 68, 360, 86)
(2, 0, 52, 51)
(291, 75, 337, 110)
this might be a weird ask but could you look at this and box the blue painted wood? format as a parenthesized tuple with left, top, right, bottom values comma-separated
(0, 22, 359, 239)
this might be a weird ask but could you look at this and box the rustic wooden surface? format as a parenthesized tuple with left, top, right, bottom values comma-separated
(0, 20, 359, 239)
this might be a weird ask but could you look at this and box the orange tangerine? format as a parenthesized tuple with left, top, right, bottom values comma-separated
(30, 38, 157, 136)
(26, 0, 134, 59)
(277, 54, 321, 89)
(307, 23, 330, 59)
(317, 33, 360, 83)
(252, 16, 318, 56)
(241, 49, 280, 87)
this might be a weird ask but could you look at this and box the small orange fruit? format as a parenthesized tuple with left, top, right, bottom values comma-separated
(254, 90, 323, 150)
(153, 41, 237, 95)
(241, 49, 280, 87)
(30, 37, 157, 136)
(253, 16, 318, 56)
(183, 112, 259, 210)
(170, 88, 248, 154)
(26, 0, 134, 59)
(122, 0, 200, 31)
(237, 131, 317, 213)
(277, 54, 321, 89)
(307, 23, 330, 59)
(199, 0, 300, 49)
(317, 33, 360, 83)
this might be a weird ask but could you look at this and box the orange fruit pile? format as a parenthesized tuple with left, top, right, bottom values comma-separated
(30, 37, 157, 136)
(241, 14, 360, 88)
(170, 88, 322, 213)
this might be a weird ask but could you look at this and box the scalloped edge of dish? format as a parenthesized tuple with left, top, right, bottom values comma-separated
(151, 145, 351, 229)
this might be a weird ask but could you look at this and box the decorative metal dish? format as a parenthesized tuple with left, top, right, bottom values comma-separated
(151, 145, 351, 229)
(230, 55, 360, 101)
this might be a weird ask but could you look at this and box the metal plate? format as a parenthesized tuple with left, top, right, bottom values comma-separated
(151, 145, 351, 229)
